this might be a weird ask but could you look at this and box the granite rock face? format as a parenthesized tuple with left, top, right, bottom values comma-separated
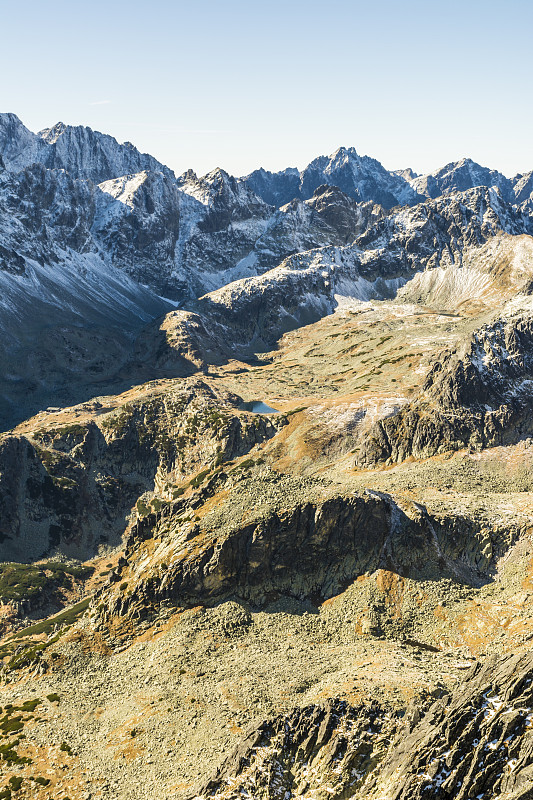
(191, 651, 533, 800)
(193, 699, 397, 800)
(357, 311, 533, 466)
(373, 651, 533, 799)
(513, 171, 533, 211)
(0, 381, 279, 562)
(98, 470, 518, 625)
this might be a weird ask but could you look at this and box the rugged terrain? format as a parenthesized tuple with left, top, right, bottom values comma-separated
(1, 114, 533, 799)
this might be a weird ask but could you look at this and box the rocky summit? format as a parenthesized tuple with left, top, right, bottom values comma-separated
(1, 115, 533, 800)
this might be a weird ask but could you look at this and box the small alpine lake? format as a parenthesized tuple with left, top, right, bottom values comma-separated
(239, 400, 279, 414)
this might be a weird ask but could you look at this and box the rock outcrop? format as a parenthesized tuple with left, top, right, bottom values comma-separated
(193, 698, 397, 800)
(98, 471, 521, 624)
(191, 651, 533, 800)
(357, 309, 533, 466)
(0, 381, 281, 562)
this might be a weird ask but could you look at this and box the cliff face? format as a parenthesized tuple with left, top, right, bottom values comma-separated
(357, 311, 533, 466)
(95, 465, 522, 629)
(193, 698, 398, 800)
(190, 651, 533, 800)
(0, 380, 282, 563)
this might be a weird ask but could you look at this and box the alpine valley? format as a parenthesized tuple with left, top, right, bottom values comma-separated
(1, 113, 533, 800)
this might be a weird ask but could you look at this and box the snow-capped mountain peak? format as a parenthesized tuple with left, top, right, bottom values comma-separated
(0, 114, 174, 183)
(39, 120, 68, 143)
(243, 146, 420, 209)
(410, 158, 512, 202)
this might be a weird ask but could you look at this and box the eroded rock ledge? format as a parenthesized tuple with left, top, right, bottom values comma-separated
(97, 472, 522, 623)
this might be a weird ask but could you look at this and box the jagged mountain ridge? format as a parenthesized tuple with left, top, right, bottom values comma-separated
(0, 157, 388, 427)
(410, 157, 513, 203)
(244, 147, 533, 211)
(1, 110, 533, 429)
(0, 162, 176, 427)
(0, 113, 175, 183)
(192, 186, 533, 350)
(1, 112, 532, 314)
(243, 146, 422, 209)
(0, 117, 392, 304)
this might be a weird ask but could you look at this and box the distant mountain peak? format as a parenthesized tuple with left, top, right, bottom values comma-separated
(39, 121, 68, 143)
(0, 116, 175, 183)
(243, 145, 418, 210)
(203, 166, 233, 184)
(392, 167, 418, 181)
(410, 158, 513, 203)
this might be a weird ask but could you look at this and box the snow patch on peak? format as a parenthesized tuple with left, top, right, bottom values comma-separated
(98, 171, 151, 208)
(39, 121, 68, 144)
(411, 159, 512, 202)
(328, 145, 360, 166)
(202, 166, 232, 185)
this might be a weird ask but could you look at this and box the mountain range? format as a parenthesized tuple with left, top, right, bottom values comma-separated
(1, 112, 533, 429)
(1, 113, 533, 800)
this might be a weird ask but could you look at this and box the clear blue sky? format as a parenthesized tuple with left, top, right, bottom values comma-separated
(2, 0, 532, 178)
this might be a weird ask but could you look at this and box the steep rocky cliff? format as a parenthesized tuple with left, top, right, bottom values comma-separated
(191, 651, 533, 800)
(357, 307, 533, 466)
(0, 380, 282, 565)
